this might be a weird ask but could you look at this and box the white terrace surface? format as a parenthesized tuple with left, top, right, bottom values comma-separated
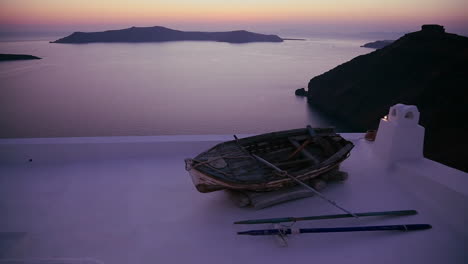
(1, 132, 467, 263)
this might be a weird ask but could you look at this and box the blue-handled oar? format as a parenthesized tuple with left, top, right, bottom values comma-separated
(238, 224, 431, 236)
(234, 209, 417, 225)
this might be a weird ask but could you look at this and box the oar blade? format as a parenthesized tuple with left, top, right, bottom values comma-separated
(404, 224, 432, 231)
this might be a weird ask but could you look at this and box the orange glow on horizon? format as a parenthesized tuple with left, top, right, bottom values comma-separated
(1, 0, 467, 32)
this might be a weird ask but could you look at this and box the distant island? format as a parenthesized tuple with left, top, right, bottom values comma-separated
(282, 38, 307, 41)
(360, 40, 394, 49)
(51, 26, 284, 44)
(0, 54, 41, 61)
(306, 24, 468, 172)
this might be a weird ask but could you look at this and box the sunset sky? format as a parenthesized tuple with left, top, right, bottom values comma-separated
(1, 0, 467, 35)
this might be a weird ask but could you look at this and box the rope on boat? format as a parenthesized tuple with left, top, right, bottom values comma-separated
(190, 155, 251, 169)
(190, 159, 231, 176)
(186, 154, 252, 177)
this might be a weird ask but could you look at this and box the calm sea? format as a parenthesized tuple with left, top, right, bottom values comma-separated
(0, 38, 370, 138)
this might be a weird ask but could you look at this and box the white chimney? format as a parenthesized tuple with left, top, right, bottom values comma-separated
(373, 104, 425, 165)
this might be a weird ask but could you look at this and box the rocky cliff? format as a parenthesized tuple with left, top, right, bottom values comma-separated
(307, 25, 468, 172)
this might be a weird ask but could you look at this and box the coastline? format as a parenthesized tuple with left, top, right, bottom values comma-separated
(0, 53, 41, 61)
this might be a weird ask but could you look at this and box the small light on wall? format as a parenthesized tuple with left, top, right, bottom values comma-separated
(383, 115, 388, 121)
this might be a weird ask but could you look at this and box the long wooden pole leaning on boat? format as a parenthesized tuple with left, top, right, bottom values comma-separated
(232, 134, 358, 218)
(251, 153, 359, 218)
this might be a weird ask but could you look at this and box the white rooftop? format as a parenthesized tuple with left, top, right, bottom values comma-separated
(1, 107, 467, 263)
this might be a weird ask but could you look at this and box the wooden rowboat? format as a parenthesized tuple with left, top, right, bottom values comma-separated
(185, 127, 354, 193)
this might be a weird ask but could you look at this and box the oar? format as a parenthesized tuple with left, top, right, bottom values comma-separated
(238, 224, 432, 236)
(251, 153, 359, 218)
(234, 210, 417, 224)
(233, 134, 357, 218)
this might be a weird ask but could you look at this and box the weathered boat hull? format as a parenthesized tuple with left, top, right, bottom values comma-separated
(186, 159, 343, 193)
(185, 127, 354, 193)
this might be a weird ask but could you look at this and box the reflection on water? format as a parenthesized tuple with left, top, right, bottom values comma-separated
(0, 39, 370, 138)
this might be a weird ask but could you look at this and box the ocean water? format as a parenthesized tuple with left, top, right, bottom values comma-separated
(0, 38, 370, 138)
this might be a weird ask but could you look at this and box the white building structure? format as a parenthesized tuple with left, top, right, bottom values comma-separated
(374, 104, 425, 166)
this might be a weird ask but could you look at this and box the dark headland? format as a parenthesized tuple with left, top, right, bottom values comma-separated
(306, 24, 468, 172)
(51, 26, 284, 44)
(360, 40, 394, 49)
(0, 54, 41, 61)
